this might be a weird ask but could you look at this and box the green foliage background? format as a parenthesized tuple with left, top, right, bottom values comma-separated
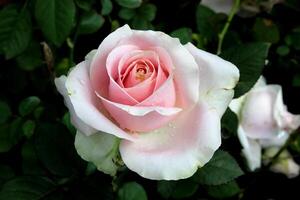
(1, 0, 300, 199)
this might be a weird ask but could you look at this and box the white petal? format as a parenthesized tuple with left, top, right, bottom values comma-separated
(237, 126, 261, 171)
(75, 131, 119, 176)
(56, 61, 135, 141)
(185, 42, 239, 117)
(201, 0, 234, 14)
(55, 76, 96, 136)
(119, 103, 221, 180)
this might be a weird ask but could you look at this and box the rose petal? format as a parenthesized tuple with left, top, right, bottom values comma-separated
(273, 86, 300, 132)
(185, 43, 239, 116)
(57, 61, 135, 141)
(237, 126, 262, 171)
(55, 76, 96, 136)
(201, 0, 234, 14)
(240, 85, 281, 139)
(106, 45, 140, 105)
(90, 25, 133, 99)
(98, 95, 181, 132)
(119, 103, 221, 180)
(119, 30, 200, 107)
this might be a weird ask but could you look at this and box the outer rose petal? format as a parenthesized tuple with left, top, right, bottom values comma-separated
(201, 0, 234, 14)
(55, 76, 96, 136)
(120, 103, 221, 180)
(99, 96, 181, 132)
(56, 61, 135, 141)
(237, 126, 262, 171)
(185, 43, 239, 116)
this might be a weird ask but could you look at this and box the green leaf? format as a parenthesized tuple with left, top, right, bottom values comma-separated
(137, 4, 157, 21)
(78, 10, 105, 35)
(192, 150, 244, 185)
(157, 179, 198, 199)
(221, 42, 270, 98)
(101, 0, 113, 15)
(116, 0, 142, 9)
(221, 108, 238, 138)
(35, 123, 81, 176)
(0, 5, 32, 59)
(276, 45, 290, 56)
(171, 27, 192, 44)
(118, 182, 147, 200)
(0, 165, 15, 186)
(0, 101, 11, 124)
(75, 0, 95, 11)
(19, 96, 41, 117)
(22, 120, 36, 139)
(253, 18, 280, 43)
(75, 131, 120, 176)
(118, 8, 136, 20)
(15, 40, 43, 71)
(0, 118, 23, 153)
(206, 180, 240, 199)
(35, 0, 76, 46)
(196, 4, 216, 40)
(0, 177, 57, 200)
(285, 28, 300, 50)
(62, 112, 76, 135)
(22, 141, 46, 176)
(132, 17, 148, 30)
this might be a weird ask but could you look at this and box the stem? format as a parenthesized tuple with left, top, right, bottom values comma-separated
(217, 0, 240, 55)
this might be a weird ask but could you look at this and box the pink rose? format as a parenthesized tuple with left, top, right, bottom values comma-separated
(55, 25, 239, 180)
(230, 77, 300, 172)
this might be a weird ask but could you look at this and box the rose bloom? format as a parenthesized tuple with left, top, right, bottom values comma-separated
(230, 77, 300, 177)
(55, 25, 239, 180)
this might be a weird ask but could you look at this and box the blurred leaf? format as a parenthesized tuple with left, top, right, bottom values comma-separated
(206, 180, 240, 199)
(22, 141, 46, 175)
(75, 0, 95, 11)
(157, 179, 198, 199)
(276, 45, 290, 56)
(35, 0, 76, 46)
(15, 40, 43, 71)
(22, 120, 35, 139)
(35, 123, 81, 176)
(0, 101, 11, 124)
(285, 28, 300, 50)
(0, 5, 32, 59)
(292, 74, 300, 87)
(75, 131, 119, 176)
(0, 117, 23, 153)
(19, 96, 41, 117)
(119, 8, 136, 20)
(78, 10, 105, 35)
(34, 106, 44, 120)
(0, 165, 15, 186)
(118, 182, 147, 200)
(193, 150, 244, 185)
(196, 4, 216, 40)
(137, 3, 157, 21)
(221, 42, 270, 98)
(101, 0, 113, 15)
(171, 27, 192, 44)
(62, 112, 76, 135)
(116, 0, 142, 9)
(132, 17, 148, 30)
(253, 18, 280, 43)
(0, 176, 58, 200)
(221, 108, 238, 137)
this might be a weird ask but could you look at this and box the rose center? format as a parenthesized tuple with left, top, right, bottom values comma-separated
(121, 59, 155, 88)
